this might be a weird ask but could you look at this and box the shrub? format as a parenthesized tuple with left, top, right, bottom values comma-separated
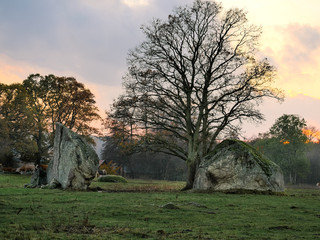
(98, 175, 128, 183)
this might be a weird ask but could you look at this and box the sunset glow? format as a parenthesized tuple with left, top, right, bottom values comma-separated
(260, 24, 320, 100)
(1, 0, 320, 137)
(303, 128, 320, 143)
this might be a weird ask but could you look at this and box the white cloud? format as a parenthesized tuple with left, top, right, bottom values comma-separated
(222, 0, 320, 26)
(122, 0, 151, 8)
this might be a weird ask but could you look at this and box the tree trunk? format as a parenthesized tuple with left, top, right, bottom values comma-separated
(182, 159, 199, 190)
(35, 127, 43, 166)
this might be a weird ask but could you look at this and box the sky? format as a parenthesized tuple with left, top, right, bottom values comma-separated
(1, 0, 320, 138)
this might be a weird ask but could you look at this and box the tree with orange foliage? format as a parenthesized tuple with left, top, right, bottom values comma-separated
(99, 161, 121, 175)
(303, 126, 320, 144)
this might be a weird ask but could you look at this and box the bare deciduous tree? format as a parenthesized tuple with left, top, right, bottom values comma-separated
(111, 0, 283, 189)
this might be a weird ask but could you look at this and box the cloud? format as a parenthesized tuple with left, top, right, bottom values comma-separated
(0, 57, 26, 84)
(222, 0, 320, 26)
(280, 24, 320, 65)
(260, 24, 320, 99)
(122, 0, 151, 8)
(0, 0, 131, 86)
(0, 0, 194, 113)
(0, 55, 52, 84)
(0, 0, 194, 88)
(1, 0, 320, 135)
(0, 54, 93, 89)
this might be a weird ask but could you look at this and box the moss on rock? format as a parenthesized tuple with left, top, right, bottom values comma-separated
(194, 139, 285, 192)
(203, 139, 277, 176)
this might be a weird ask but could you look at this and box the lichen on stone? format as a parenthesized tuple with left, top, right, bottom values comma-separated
(204, 139, 276, 176)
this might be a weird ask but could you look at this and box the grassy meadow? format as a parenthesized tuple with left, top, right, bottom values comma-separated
(0, 174, 319, 240)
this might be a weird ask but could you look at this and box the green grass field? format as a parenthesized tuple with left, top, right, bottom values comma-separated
(0, 174, 319, 239)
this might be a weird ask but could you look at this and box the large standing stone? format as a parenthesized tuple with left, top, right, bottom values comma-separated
(193, 139, 284, 192)
(47, 123, 99, 190)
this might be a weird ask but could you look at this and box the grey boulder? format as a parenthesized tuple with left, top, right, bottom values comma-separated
(193, 139, 284, 192)
(47, 123, 99, 190)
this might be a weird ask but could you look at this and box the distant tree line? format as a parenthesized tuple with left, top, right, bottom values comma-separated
(101, 136, 187, 181)
(0, 74, 101, 167)
(102, 113, 319, 184)
(101, 115, 188, 181)
(249, 114, 320, 185)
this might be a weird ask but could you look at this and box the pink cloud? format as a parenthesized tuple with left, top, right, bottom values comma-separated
(259, 24, 320, 100)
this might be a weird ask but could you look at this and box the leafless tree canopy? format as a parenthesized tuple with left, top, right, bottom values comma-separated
(110, 0, 283, 188)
